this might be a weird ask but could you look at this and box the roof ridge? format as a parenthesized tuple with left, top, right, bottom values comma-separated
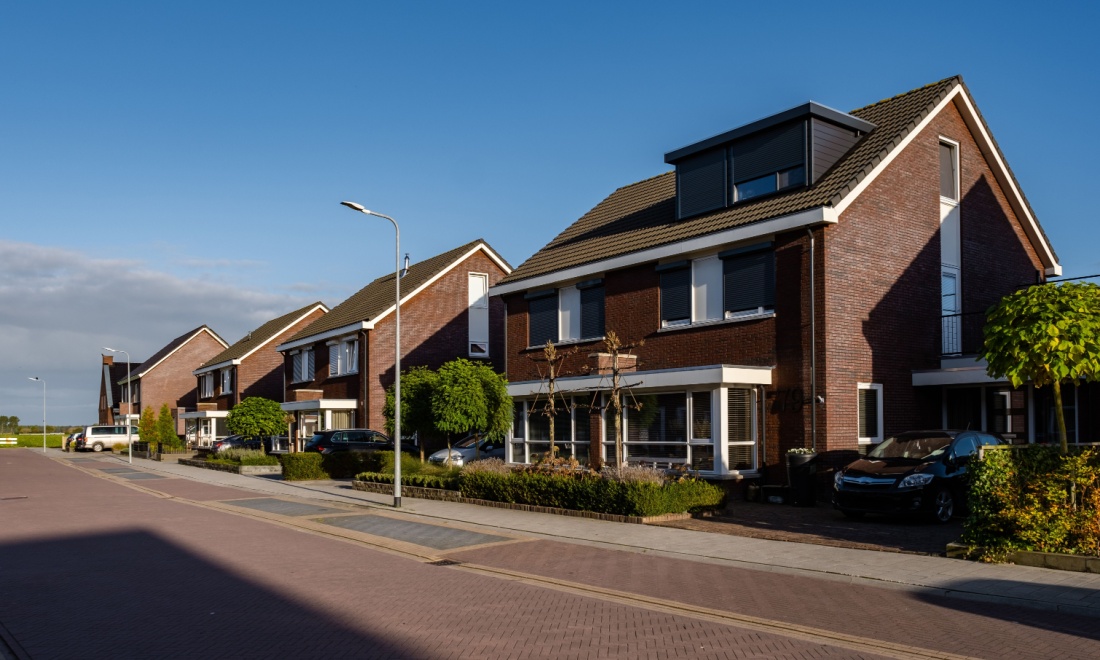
(850, 75, 962, 113)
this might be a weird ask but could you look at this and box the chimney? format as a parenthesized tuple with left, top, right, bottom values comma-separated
(103, 355, 114, 366)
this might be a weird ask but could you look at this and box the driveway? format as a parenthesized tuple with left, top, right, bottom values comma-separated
(653, 499, 963, 555)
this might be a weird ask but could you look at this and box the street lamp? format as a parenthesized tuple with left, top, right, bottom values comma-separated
(341, 201, 402, 508)
(103, 347, 132, 464)
(27, 377, 45, 453)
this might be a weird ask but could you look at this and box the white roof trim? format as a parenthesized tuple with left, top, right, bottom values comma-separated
(832, 83, 1060, 275)
(367, 242, 512, 328)
(193, 359, 241, 376)
(280, 398, 357, 412)
(491, 206, 837, 296)
(179, 410, 230, 419)
(233, 303, 330, 364)
(122, 326, 228, 383)
(276, 322, 366, 353)
(506, 363, 773, 397)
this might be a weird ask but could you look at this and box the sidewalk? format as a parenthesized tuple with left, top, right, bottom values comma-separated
(59, 449, 1100, 618)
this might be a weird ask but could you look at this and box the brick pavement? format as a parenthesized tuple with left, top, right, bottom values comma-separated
(7, 449, 1100, 658)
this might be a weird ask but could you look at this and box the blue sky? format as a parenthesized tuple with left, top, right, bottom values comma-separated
(2, 1, 1097, 425)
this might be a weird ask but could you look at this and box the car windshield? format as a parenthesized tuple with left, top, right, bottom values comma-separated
(868, 434, 953, 461)
(454, 435, 485, 449)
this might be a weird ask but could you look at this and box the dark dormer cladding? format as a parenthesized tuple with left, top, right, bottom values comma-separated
(665, 102, 876, 220)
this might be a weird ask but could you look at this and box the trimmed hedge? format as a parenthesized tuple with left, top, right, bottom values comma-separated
(355, 472, 460, 490)
(280, 453, 328, 481)
(962, 446, 1100, 561)
(459, 470, 725, 517)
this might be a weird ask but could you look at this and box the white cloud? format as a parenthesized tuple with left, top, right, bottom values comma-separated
(0, 240, 314, 425)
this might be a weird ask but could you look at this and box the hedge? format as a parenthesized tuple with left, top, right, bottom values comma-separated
(459, 470, 725, 517)
(355, 472, 460, 490)
(280, 453, 328, 481)
(962, 445, 1100, 561)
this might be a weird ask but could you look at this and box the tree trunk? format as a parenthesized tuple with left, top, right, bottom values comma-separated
(1053, 379, 1068, 455)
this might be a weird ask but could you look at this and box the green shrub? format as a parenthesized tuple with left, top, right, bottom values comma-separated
(280, 453, 328, 481)
(208, 449, 279, 466)
(962, 446, 1100, 561)
(354, 471, 460, 490)
(459, 470, 724, 517)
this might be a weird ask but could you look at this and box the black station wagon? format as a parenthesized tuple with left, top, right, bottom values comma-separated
(832, 430, 1002, 523)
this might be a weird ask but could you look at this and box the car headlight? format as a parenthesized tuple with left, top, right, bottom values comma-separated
(899, 473, 934, 489)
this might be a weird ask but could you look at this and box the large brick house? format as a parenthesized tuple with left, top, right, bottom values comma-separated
(276, 239, 511, 447)
(491, 76, 1068, 480)
(98, 326, 228, 435)
(182, 302, 328, 446)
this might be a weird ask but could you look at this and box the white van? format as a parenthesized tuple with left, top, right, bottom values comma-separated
(77, 425, 140, 452)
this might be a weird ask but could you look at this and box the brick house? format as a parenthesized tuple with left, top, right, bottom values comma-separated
(491, 76, 1066, 481)
(181, 302, 328, 446)
(276, 239, 511, 448)
(99, 326, 228, 435)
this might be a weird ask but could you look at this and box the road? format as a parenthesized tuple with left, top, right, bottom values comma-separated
(1, 449, 1098, 659)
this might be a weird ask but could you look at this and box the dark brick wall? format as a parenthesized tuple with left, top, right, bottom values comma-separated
(138, 330, 227, 434)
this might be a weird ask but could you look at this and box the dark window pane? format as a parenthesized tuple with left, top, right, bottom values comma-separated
(940, 142, 957, 200)
(692, 392, 712, 440)
(735, 174, 776, 202)
(528, 295, 558, 346)
(723, 249, 775, 314)
(777, 165, 805, 189)
(660, 268, 691, 324)
(628, 394, 687, 446)
(859, 388, 879, 438)
(512, 402, 526, 439)
(580, 286, 604, 339)
(691, 445, 715, 471)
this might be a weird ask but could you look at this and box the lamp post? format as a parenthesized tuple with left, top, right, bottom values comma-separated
(103, 347, 132, 464)
(28, 377, 45, 453)
(341, 201, 402, 508)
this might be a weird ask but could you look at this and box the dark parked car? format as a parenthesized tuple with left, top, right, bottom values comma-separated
(832, 430, 1003, 523)
(303, 429, 390, 455)
(211, 435, 263, 452)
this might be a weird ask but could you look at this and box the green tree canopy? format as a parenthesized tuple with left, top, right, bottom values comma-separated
(383, 366, 438, 438)
(155, 403, 181, 448)
(226, 397, 288, 437)
(138, 407, 156, 442)
(431, 358, 512, 440)
(982, 281, 1100, 452)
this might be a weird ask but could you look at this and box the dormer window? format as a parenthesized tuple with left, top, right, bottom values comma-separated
(736, 165, 806, 202)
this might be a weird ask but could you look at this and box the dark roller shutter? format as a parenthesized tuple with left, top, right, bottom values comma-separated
(676, 148, 727, 219)
(859, 388, 879, 439)
(580, 285, 604, 339)
(722, 248, 775, 314)
(732, 121, 805, 183)
(659, 266, 691, 324)
(527, 294, 558, 346)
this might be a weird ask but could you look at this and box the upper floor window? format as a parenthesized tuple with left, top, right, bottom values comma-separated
(469, 273, 489, 357)
(200, 373, 214, 399)
(858, 383, 883, 444)
(735, 165, 805, 202)
(939, 140, 958, 201)
(220, 367, 233, 395)
(659, 243, 775, 328)
(291, 349, 315, 383)
(527, 279, 604, 347)
(328, 337, 358, 377)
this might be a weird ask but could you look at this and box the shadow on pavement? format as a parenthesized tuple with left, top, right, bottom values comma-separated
(654, 500, 963, 555)
(0, 530, 409, 658)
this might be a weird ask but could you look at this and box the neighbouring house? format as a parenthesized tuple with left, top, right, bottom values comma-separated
(98, 326, 229, 436)
(276, 239, 511, 449)
(492, 75, 1073, 483)
(181, 302, 329, 447)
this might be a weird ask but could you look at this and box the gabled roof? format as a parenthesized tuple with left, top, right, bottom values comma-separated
(496, 76, 1059, 290)
(279, 239, 511, 350)
(102, 361, 131, 407)
(194, 302, 329, 374)
(124, 326, 228, 383)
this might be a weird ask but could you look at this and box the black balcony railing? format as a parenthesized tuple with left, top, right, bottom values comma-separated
(941, 311, 986, 357)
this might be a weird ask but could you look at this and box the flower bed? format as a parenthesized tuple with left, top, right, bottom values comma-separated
(179, 457, 282, 476)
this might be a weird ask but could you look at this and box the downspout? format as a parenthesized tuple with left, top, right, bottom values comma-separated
(806, 227, 817, 452)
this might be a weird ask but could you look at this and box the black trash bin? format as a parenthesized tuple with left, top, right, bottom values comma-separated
(786, 451, 817, 506)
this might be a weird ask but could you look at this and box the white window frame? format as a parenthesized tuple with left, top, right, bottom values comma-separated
(468, 272, 490, 357)
(939, 137, 960, 204)
(327, 337, 359, 377)
(220, 367, 233, 395)
(857, 383, 884, 445)
(692, 256, 723, 323)
(558, 285, 581, 341)
(200, 373, 214, 399)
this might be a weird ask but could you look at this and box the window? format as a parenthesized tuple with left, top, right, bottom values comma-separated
(858, 383, 883, 444)
(519, 397, 589, 465)
(328, 337, 358, 377)
(329, 410, 353, 430)
(659, 244, 775, 327)
(200, 373, 214, 399)
(727, 388, 755, 471)
(468, 273, 489, 357)
(939, 141, 958, 201)
(526, 280, 604, 346)
(734, 166, 804, 202)
(220, 367, 233, 395)
(292, 349, 315, 383)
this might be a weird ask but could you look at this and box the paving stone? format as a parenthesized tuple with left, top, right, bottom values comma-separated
(315, 514, 509, 550)
(220, 497, 345, 517)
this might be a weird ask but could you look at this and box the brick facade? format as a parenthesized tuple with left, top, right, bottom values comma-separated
(135, 329, 227, 434)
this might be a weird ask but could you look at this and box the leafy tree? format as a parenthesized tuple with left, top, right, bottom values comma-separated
(138, 407, 156, 443)
(226, 397, 288, 437)
(155, 403, 180, 449)
(383, 366, 439, 440)
(983, 281, 1100, 453)
(432, 359, 512, 461)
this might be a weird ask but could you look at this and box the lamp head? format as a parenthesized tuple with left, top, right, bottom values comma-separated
(340, 201, 367, 213)
(28, 377, 40, 382)
(103, 346, 117, 353)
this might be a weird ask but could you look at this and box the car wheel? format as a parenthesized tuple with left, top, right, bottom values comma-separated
(92, 442, 104, 453)
(840, 509, 865, 519)
(930, 488, 955, 523)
